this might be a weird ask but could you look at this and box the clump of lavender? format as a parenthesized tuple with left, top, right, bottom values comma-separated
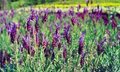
(78, 31, 86, 55)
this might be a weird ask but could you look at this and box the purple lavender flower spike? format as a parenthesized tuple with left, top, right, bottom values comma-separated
(22, 36, 35, 56)
(95, 10, 102, 22)
(10, 9, 15, 18)
(83, 7, 88, 15)
(52, 30, 60, 48)
(97, 44, 104, 55)
(76, 12, 85, 21)
(49, 44, 55, 61)
(35, 33, 41, 47)
(35, 15, 39, 33)
(42, 12, 48, 23)
(63, 12, 67, 18)
(26, 18, 31, 31)
(55, 23, 61, 33)
(30, 9, 36, 20)
(10, 23, 17, 43)
(97, 38, 106, 55)
(71, 17, 78, 26)
(28, 46, 35, 56)
(22, 37, 29, 50)
(44, 48, 50, 58)
(62, 23, 71, 44)
(56, 9, 62, 20)
(52, 24, 61, 49)
(80, 52, 87, 67)
(68, 7, 74, 16)
(51, 51, 55, 61)
(63, 45, 67, 62)
(111, 15, 117, 29)
(102, 12, 109, 26)
(100, 37, 106, 46)
(0, 50, 11, 68)
(42, 33, 48, 49)
(0, 27, 3, 34)
(78, 31, 86, 55)
(58, 42, 61, 50)
(0, 50, 5, 67)
(30, 27, 34, 37)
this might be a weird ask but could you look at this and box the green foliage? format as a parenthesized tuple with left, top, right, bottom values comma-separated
(0, 9, 120, 71)
(2, 0, 120, 9)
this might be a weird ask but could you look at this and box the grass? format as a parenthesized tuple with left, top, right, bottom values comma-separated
(35, 3, 120, 8)
(53, 0, 120, 4)
(10, 0, 120, 9)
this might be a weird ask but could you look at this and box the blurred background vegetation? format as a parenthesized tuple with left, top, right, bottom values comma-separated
(0, 0, 120, 10)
